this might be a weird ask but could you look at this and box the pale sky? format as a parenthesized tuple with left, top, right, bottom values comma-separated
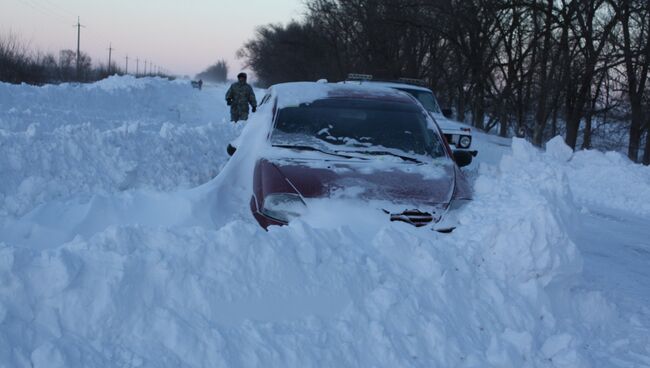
(1, 0, 304, 78)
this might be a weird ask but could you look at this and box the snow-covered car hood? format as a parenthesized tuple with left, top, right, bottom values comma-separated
(430, 112, 469, 132)
(261, 156, 457, 208)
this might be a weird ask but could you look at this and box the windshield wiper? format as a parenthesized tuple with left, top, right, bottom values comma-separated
(272, 144, 364, 160)
(339, 149, 423, 163)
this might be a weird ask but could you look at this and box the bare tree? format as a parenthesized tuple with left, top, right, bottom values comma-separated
(610, 0, 650, 162)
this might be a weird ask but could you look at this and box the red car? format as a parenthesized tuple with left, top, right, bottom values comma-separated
(232, 82, 473, 231)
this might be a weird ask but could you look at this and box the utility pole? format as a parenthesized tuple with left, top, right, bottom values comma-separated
(125, 55, 129, 74)
(73, 17, 84, 80)
(135, 58, 139, 76)
(107, 43, 114, 74)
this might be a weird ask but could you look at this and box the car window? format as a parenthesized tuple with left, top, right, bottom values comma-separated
(395, 88, 442, 113)
(271, 98, 446, 159)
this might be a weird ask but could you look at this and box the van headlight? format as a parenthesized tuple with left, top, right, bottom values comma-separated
(261, 193, 307, 223)
(459, 135, 472, 148)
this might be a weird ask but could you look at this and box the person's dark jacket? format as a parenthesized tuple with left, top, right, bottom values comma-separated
(226, 82, 257, 111)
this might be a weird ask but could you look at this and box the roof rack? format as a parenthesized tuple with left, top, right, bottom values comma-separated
(345, 73, 428, 87)
(398, 77, 427, 87)
(347, 73, 373, 81)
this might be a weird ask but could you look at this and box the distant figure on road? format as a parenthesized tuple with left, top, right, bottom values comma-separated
(225, 72, 257, 122)
(198, 79, 203, 90)
(516, 125, 527, 138)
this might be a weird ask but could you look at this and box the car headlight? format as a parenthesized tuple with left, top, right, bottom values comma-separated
(459, 135, 471, 148)
(261, 193, 307, 223)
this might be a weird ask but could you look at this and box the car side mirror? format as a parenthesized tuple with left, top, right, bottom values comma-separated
(453, 150, 473, 167)
(441, 108, 453, 119)
(227, 144, 236, 156)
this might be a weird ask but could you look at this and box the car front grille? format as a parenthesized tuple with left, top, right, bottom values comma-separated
(389, 209, 438, 227)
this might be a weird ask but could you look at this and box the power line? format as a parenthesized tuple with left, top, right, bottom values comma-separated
(37, 0, 76, 18)
(11, 0, 70, 23)
(27, 0, 73, 20)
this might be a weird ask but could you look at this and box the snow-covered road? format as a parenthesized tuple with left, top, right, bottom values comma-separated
(1, 76, 649, 367)
(574, 207, 650, 336)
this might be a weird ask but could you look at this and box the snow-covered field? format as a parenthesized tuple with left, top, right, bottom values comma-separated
(1, 76, 649, 367)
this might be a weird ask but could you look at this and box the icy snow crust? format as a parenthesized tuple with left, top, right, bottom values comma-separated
(0, 77, 648, 367)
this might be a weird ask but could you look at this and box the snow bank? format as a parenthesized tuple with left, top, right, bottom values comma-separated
(0, 121, 241, 217)
(539, 136, 650, 217)
(85, 74, 150, 91)
(476, 135, 650, 218)
(569, 150, 650, 217)
(0, 77, 210, 133)
(0, 77, 252, 217)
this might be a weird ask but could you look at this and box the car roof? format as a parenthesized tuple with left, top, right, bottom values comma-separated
(339, 80, 433, 93)
(270, 81, 418, 108)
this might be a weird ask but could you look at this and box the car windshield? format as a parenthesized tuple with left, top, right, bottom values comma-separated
(271, 98, 446, 159)
(395, 88, 442, 113)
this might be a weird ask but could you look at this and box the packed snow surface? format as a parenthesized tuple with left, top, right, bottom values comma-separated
(1, 77, 649, 367)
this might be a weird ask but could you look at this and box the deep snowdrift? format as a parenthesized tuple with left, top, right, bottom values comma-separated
(565, 149, 650, 216)
(0, 76, 244, 217)
(1, 77, 648, 367)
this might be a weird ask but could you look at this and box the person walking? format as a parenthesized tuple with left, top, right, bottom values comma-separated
(225, 72, 257, 122)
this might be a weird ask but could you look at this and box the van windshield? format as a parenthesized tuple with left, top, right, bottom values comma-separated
(395, 88, 442, 113)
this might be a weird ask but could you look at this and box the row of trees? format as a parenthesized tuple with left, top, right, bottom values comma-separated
(196, 60, 229, 83)
(239, 0, 650, 164)
(1, 33, 167, 85)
